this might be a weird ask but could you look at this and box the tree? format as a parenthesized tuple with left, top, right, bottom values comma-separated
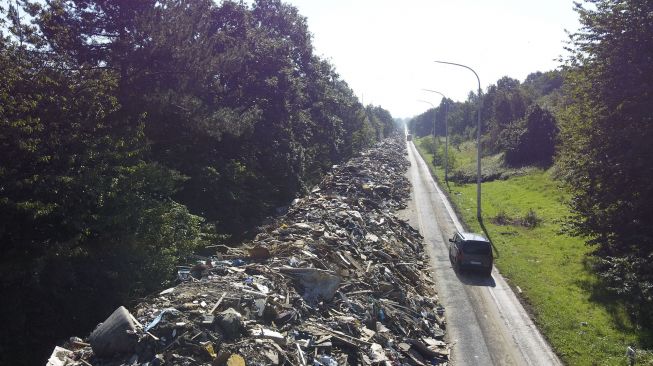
(523, 70, 564, 99)
(0, 31, 205, 365)
(483, 77, 529, 153)
(502, 104, 558, 167)
(558, 0, 653, 323)
(1, 2, 395, 363)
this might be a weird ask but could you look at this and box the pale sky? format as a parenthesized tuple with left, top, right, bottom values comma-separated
(285, 0, 581, 119)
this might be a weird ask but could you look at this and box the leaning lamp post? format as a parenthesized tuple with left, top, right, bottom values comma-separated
(421, 89, 449, 184)
(434, 60, 482, 219)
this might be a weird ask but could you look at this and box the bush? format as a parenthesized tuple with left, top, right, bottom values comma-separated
(493, 209, 513, 225)
(521, 209, 542, 228)
(432, 144, 457, 170)
(420, 137, 438, 154)
(450, 135, 463, 150)
(501, 104, 558, 167)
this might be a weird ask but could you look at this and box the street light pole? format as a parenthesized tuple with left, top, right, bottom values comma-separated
(422, 89, 449, 184)
(417, 100, 437, 155)
(434, 60, 483, 219)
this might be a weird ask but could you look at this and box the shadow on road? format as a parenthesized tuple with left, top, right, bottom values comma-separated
(447, 256, 496, 287)
(454, 269, 497, 287)
(479, 217, 500, 260)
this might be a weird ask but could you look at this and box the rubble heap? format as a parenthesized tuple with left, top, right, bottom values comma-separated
(50, 134, 448, 366)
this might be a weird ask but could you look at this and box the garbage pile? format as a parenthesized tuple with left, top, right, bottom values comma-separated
(48, 134, 448, 366)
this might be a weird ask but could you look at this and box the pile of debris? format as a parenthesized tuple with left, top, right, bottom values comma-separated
(49, 134, 448, 366)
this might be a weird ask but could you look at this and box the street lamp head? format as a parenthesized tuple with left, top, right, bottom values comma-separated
(433, 59, 483, 219)
(417, 99, 435, 108)
(421, 89, 446, 99)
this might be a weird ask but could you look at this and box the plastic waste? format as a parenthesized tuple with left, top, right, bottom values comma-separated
(145, 308, 180, 332)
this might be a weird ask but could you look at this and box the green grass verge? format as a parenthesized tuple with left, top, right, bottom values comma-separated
(414, 136, 652, 366)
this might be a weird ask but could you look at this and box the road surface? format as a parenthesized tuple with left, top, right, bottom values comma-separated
(398, 140, 562, 366)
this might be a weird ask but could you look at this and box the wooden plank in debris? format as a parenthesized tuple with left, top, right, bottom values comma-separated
(210, 292, 227, 314)
(336, 251, 351, 267)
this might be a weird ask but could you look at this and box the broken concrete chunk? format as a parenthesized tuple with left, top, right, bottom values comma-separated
(248, 245, 271, 260)
(253, 298, 267, 317)
(315, 354, 338, 366)
(360, 327, 376, 342)
(263, 348, 280, 365)
(275, 310, 298, 326)
(201, 314, 215, 326)
(159, 287, 175, 295)
(249, 327, 286, 345)
(293, 222, 312, 231)
(279, 268, 341, 303)
(370, 343, 388, 363)
(88, 306, 139, 358)
(149, 354, 164, 366)
(45, 346, 73, 366)
(407, 338, 449, 359)
(217, 308, 244, 340)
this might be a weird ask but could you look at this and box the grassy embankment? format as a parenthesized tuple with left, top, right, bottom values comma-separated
(414, 136, 652, 366)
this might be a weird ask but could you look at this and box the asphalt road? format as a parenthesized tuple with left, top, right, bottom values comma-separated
(398, 139, 562, 366)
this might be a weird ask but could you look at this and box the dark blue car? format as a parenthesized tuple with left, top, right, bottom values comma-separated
(448, 231, 493, 277)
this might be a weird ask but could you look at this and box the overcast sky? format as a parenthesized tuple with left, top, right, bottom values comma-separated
(285, 0, 581, 119)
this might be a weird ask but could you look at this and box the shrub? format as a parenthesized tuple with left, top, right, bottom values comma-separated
(432, 144, 457, 170)
(501, 104, 558, 167)
(420, 137, 437, 154)
(493, 209, 513, 225)
(521, 209, 542, 228)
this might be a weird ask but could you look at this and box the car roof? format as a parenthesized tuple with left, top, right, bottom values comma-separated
(458, 231, 488, 242)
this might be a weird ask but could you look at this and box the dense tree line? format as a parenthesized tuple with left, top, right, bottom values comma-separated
(558, 0, 653, 324)
(0, 1, 394, 364)
(409, 71, 561, 169)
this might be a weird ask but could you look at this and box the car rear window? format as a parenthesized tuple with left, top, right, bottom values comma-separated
(462, 241, 492, 255)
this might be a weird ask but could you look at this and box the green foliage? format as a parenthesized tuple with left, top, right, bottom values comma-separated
(420, 137, 437, 154)
(0, 34, 206, 365)
(409, 108, 435, 138)
(447, 169, 652, 365)
(415, 142, 653, 364)
(502, 104, 558, 167)
(558, 0, 653, 325)
(408, 98, 451, 138)
(0, 0, 395, 364)
(523, 70, 564, 100)
(521, 208, 542, 228)
(491, 208, 541, 228)
(431, 142, 457, 171)
(416, 136, 539, 184)
(450, 134, 463, 149)
(493, 209, 512, 225)
(483, 77, 529, 153)
(409, 71, 563, 168)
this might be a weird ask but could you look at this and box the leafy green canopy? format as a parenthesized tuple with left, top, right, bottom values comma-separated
(0, 0, 394, 364)
(501, 104, 558, 167)
(0, 29, 206, 364)
(409, 71, 562, 171)
(558, 0, 653, 323)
